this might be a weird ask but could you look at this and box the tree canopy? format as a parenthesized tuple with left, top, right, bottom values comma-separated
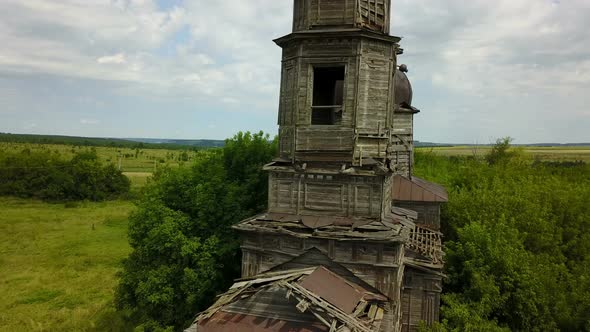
(115, 132, 277, 331)
(0, 148, 130, 201)
(116, 135, 589, 331)
(416, 141, 590, 331)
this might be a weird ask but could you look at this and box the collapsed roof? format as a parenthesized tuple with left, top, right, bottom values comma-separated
(186, 266, 388, 332)
(233, 210, 417, 243)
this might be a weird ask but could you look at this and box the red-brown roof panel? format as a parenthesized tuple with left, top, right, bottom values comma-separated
(298, 267, 387, 314)
(392, 175, 448, 203)
(198, 311, 328, 332)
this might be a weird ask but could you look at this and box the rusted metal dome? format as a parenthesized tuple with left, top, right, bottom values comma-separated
(395, 66, 413, 106)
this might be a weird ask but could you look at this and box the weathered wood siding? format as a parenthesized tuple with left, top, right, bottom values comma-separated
(268, 171, 385, 218)
(381, 172, 394, 218)
(395, 201, 441, 230)
(297, 39, 358, 128)
(353, 39, 397, 163)
(296, 127, 354, 151)
(240, 233, 406, 332)
(277, 38, 361, 159)
(240, 233, 403, 293)
(390, 111, 414, 176)
(356, 39, 395, 133)
(401, 268, 442, 332)
(293, 0, 391, 34)
(276, 35, 403, 164)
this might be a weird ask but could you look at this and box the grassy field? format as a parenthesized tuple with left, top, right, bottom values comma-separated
(0, 141, 587, 331)
(2, 142, 589, 169)
(0, 142, 207, 173)
(417, 145, 590, 162)
(0, 198, 135, 332)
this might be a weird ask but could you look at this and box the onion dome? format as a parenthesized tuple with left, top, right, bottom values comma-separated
(395, 64, 413, 107)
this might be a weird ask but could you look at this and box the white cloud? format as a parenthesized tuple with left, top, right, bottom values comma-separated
(0, 0, 588, 142)
(97, 53, 126, 64)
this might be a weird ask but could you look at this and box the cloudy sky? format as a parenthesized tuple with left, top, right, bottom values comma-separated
(0, 0, 588, 143)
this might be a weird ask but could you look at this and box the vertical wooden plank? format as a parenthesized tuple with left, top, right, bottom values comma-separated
(343, 0, 348, 21)
(317, 0, 321, 24)
(347, 182, 352, 217)
(296, 174, 302, 215)
(328, 240, 335, 259)
(293, 0, 299, 31)
(377, 244, 383, 263)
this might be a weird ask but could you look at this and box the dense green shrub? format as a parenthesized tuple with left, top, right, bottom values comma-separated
(415, 143, 590, 331)
(0, 149, 130, 201)
(115, 132, 277, 331)
(116, 135, 589, 331)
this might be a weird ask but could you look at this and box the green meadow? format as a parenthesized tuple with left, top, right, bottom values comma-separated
(0, 142, 204, 173)
(0, 198, 134, 332)
(0, 140, 589, 331)
(417, 145, 590, 162)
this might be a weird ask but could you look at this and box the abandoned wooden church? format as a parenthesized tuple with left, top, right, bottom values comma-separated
(187, 1, 447, 331)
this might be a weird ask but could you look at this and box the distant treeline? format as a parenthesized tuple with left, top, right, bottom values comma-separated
(0, 148, 130, 201)
(415, 141, 590, 147)
(0, 133, 224, 150)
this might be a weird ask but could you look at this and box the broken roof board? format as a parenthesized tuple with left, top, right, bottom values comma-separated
(234, 213, 410, 243)
(392, 175, 448, 203)
(299, 266, 387, 314)
(266, 248, 383, 296)
(192, 266, 388, 332)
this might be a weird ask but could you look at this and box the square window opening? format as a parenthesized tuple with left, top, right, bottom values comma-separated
(312, 66, 345, 125)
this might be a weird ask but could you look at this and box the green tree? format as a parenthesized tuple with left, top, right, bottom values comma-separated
(0, 149, 129, 201)
(414, 145, 590, 331)
(115, 132, 277, 330)
(485, 137, 520, 165)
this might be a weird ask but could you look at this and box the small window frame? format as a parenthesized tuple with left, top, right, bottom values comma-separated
(310, 64, 346, 126)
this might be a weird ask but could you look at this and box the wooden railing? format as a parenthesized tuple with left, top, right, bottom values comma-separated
(406, 225, 443, 264)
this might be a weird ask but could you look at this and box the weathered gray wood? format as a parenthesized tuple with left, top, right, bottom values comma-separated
(293, 0, 391, 34)
(219, 2, 446, 332)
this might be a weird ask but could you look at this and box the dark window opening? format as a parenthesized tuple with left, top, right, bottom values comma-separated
(312, 66, 345, 125)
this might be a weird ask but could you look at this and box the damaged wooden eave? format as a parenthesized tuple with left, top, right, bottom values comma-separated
(192, 267, 387, 332)
(233, 219, 410, 243)
(232, 267, 317, 285)
(233, 213, 411, 230)
(262, 163, 388, 177)
(234, 223, 408, 243)
(194, 269, 317, 322)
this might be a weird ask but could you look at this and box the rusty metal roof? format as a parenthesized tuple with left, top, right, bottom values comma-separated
(196, 311, 327, 332)
(299, 267, 387, 314)
(392, 175, 448, 203)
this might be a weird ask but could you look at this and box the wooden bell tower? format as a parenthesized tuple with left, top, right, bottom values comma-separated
(276, 0, 401, 167)
(190, 1, 446, 332)
(268, 0, 409, 222)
